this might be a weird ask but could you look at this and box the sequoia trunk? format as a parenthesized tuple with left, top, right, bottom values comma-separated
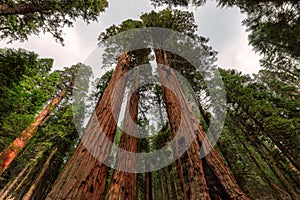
(155, 49, 210, 200)
(0, 86, 67, 175)
(155, 49, 249, 200)
(46, 53, 131, 200)
(105, 69, 139, 200)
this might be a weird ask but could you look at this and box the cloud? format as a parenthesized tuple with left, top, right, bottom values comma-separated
(0, 26, 87, 70)
(194, 0, 242, 48)
(217, 29, 261, 75)
(0, 0, 260, 75)
(194, 0, 261, 74)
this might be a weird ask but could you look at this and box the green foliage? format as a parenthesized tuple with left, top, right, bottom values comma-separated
(0, 48, 59, 150)
(217, 0, 300, 89)
(0, 61, 89, 198)
(220, 68, 300, 171)
(94, 69, 114, 101)
(99, 19, 144, 41)
(0, 0, 108, 43)
(140, 9, 198, 38)
(99, 9, 198, 42)
(150, 0, 206, 7)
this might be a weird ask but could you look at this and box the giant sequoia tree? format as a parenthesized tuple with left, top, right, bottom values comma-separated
(0, 48, 59, 157)
(0, 61, 88, 175)
(0, 64, 91, 200)
(0, 84, 68, 175)
(46, 9, 249, 200)
(1, 1, 299, 199)
(46, 53, 132, 199)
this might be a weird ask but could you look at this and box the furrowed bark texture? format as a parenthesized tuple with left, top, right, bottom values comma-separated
(155, 49, 210, 200)
(0, 86, 67, 175)
(105, 69, 139, 200)
(46, 53, 131, 200)
(155, 49, 249, 200)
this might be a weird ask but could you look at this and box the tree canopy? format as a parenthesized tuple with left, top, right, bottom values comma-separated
(0, 0, 108, 43)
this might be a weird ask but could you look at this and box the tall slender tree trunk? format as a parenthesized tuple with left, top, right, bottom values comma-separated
(235, 120, 299, 199)
(155, 49, 210, 200)
(145, 171, 153, 200)
(105, 69, 139, 200)
(162, 168, 171, 200)
(0, 165, 29, 199)
(6, 160, 36, 199)
(231, 94, 300, 171)
(145, 134, 153, 200)
(169, 165, 179, 200)
(260, 140, 300, 187)
(159, 170, 166, 200)
(46, 53, 131, 200)
(235, 127, 291, 199)
(0, 86, 67, 175)
(155, 49, 249, 200)
(23, 147, 58, 200)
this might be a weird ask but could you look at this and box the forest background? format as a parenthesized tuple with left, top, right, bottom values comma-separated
(0, 0, 299, 200)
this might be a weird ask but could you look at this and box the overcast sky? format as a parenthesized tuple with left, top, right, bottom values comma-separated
(0, 0, 261, 75)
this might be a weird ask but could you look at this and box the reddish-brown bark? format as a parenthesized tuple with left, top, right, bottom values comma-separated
(46, 53, 131, 200)
(155, 49, 210, 200)
(199, 125, 249, 198)
(0, 87, 67, 175)
(105, 69, 139, 200)
(144, 172, 153, 200)
(155, 49, 249, 200)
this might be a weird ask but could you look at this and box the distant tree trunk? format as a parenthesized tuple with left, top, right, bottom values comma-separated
(0, 85, 68, 175)
(159, 170, 166, 200)
(0, 165, 29, 199)
(5, 160, 36, 199)
(260, 140, 300, 188)
(162, 168, 171, 200)
(145, 137, 153, 200)
(169, 165, 179, 200)
(155, 49, 210, 200)
(105, 69, 139, 200)
(237, 130, 292, 200)
(236, 120, 299, 199)
(46, 53, 131, 200)
(231, 94, 300, 171)
(155, 49, 249, 200)
(23, 147, 58, 200)
(145, 172, 153, 200)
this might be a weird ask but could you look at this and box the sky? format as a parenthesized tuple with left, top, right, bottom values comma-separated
(0, 0, 261, 75)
